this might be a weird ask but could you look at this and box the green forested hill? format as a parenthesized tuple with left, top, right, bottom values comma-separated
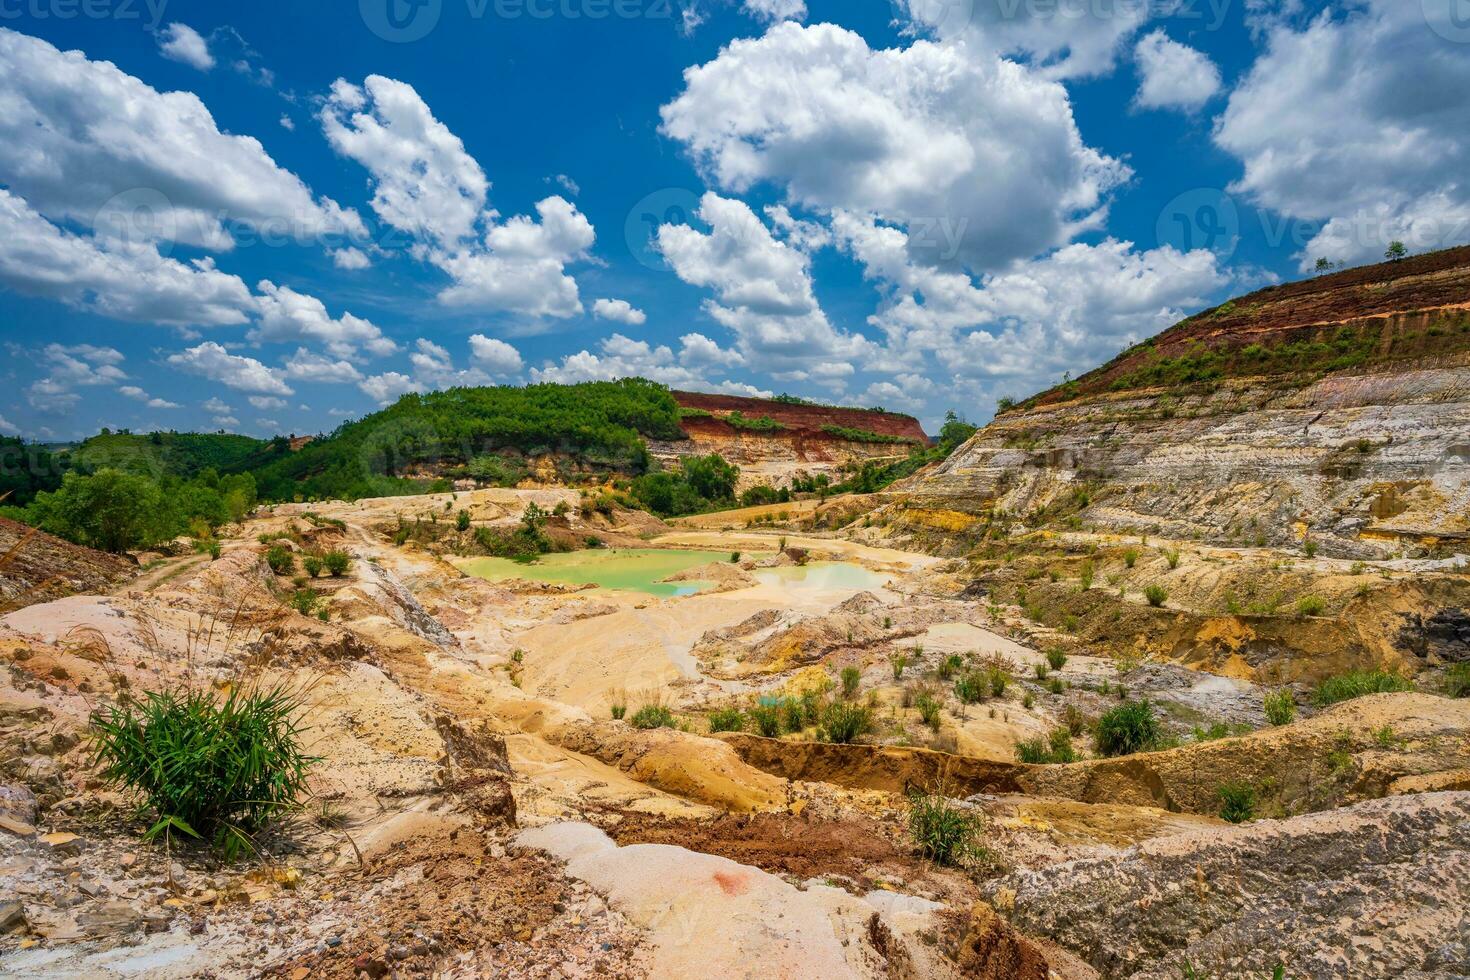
(249, 378, 685, 502)
(72, 431, 275, 479)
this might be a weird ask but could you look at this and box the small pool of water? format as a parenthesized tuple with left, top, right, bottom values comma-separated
(459, 548, 890, 597)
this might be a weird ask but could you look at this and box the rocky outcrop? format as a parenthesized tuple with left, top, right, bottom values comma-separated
(0, 518, 133, 612)
(987, 791, 1470, 979)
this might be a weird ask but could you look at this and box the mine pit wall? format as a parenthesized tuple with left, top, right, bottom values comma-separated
(894, 354, 1470, 558)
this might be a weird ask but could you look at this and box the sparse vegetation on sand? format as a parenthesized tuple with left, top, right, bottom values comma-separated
(906, 788, 986, 866)
(1093, 700, 1162, 757)
(1312, 670, 1414, 707)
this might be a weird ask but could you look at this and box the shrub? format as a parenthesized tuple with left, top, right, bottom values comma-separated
(987, 667, 1009, 697)
(89, 683, 315, 857)
(302, 555, 323, 578)
(1078, 561, 1094, 591)
(1015, 737, 1049, 764)
(730, 551, 741, 563)
(322, 550, 351, 577)
(456, 510, 471, 532)
(1123, 548, 1140, 568)
(1034, 664, 1048, 681)
(1296, 595, 1326, 617)
(1163, 548, 1181, 570)
(749, 704, 782, 737)
(1217, 782, 1257, 823)
(631, 705, 676, 729)
(840, 666, 861, 699)
(265, 545, 294, 575)
(1447, 664, 1470, 699)
(289, 589, 320, 616)
(937, 654, 964, 681)
(1093, 700, 1161, 757)
(1303, 539, 1318, 558)
(1045, 647, 1068, 671)
(954, 671, 986, 705)
(891, 653, 908, 679)
(1047, 677, 1065, 695)
(915, 694, 942, 731)
(906, 789, 985, 866)
(1015, 728, 1077, 764)
(708, 708, 744, 733)
(1263, 689, 1297, 726)
(819, 701, 873, 743)
(1144, 584, 1168, 607)
(1312, 670, 1413, 707)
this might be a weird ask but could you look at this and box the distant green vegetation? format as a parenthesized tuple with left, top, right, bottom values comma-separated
(629, 452, 739, 517)
(73, 430, 272, 479)
(723, 411, 787, 433)
(820, 424, 911, 445)
(251, 379, 682, 502)
(3, 466, 257, 553)
(1093, 700, 1162, 757)
(825, 411, 975, 496)
(0, 436, 68, 507)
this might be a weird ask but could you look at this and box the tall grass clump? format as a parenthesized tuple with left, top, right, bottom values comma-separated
(1447, 664, 1470, 699)
(89, 683, 315, 858)
(954, 671, 986, 705)
(906, 788, 985, 866)
(631, 705, 677, 729)
(1144, 584, 1168, 607)
(708, 708, 744, 733)
(1045, 647, 1068, 671)
(1263, 689, 1296, 726)
(1217, 782, 1257, 823)
(1015, 728, 1077, 764)
(1311, 670, 1413, 707)
(840, 666, 862, 699)
(749, 703, 782, 737)
(819, 701, 873, 743)
(915, 693, 942, 732)
(1093, 700, 1161, 757)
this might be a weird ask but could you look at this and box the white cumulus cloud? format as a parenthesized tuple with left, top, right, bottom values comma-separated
(1133, 31, 1222, 112)
(157, 23, 214, 71)
(167, 342, 294, 396)
(592, 298, 647, 326)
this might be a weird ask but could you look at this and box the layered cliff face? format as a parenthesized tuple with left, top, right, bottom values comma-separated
(656, 392, 927, 489)
(878, 247, 1470, 681)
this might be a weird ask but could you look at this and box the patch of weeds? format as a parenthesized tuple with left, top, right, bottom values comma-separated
(1144, 584, 1169, 607)
(1263, 689, 1297, 726)
(1045, 647, 1068, 671)
(954, 671, 986, 705)
(840, 666, 862, 699)
(1312, 670, 1413, 707)
(749, 704, 782, 737)
(1447, 664, 1470, 699)
(1093, 700, 1161, 757)
(1295, 595, 1326, 617)
(819, 701, 874, 743)
(708, 708, 744, 734)
(1217, 782, 1257, 823)
(906, 788, 986, 866)
(915, 693, 942, 732)
(631, 705, 676, 730)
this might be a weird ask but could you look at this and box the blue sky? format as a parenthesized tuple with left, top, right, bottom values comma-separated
(1, 0, 1467, 440)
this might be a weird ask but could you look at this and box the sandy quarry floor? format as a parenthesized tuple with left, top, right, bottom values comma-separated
(2, 489, 1467, 978)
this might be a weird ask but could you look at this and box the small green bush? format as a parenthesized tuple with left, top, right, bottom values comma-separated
(915, 693, 942, 731)
(631, 705, 676, 729)
(708, 708, 744, 733)
(840, 666, 861, 699)
(302, 555, 323, 578)
(1312, 670, 1413, 707)
(987, 667, 1009, 697)
(1015, 727, 1077, 764)
(954, 671, 986, 705)
(937, 654, 964, 681)
(1034, 664, 1048, 680)
(891, 653, 908, 679)
(264, 545, 294, 575)
(907, 789, 985, 866)
(322, 550, 351, 577)
(1163, 548, 1181, 570)
(1217, 782, 1257, 823)
(89, 683, 315, 857)
(1144, 584, 1168, 607)
(749, 704, 782, 737)
(1093, 700, 1161, 757)
(1296, 595, 1326, 617)
(289, 589, 320, 616)
(1263, 689, 1296, 726)
(1047, 677, 1065, 695)
(819, 701, 873, 743)
(1123, 548, 1140, 568)
(1045, 647, 1068, 671)
(456, 510, 471, 532)
(610, 703, 627, 721)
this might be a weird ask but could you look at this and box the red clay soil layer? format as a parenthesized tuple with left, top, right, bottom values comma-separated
(1030, 244, 1470, 405)
(0, 516, 134, 611)
(674, 391, 928, 442)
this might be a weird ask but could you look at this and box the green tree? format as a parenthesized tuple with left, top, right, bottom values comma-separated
(1385, 240, 1408, 261)
(27, 468, 166, 553)
(681, 453, 738, 502)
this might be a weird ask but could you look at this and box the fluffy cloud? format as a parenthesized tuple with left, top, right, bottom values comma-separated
(157, 23, 214, 70)
(330, 247, 371, 270)
(0, 29, 362, 251)
(468, 335, 524, 377)
(0, 414, 17, 436)
(321, 76, 488, 249)
(358, 371, 421, 406)
(281, 348, 364, 384)
(248, 395, 287, 410)
(250, 281, 397, 359)
(0, 190, 256, 328)
(167, 342, 294, 395)
(1216, 1, 1470, 268)
(532, 333, 768, 397)
(202, 397, 231, 414)
(833, 212, 1228, 397)
(592, 298, 648, 326)
(26, 344, 128, 412)
(322, 76, 595, 318)
(743, 0, 805, 22)
(119, 386, 181, 409)
(1133, 31, 1222, 112)
(657, 193, 875, 372)
(893, 0, 1155, 80)
(661, 23, 1128, 273)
